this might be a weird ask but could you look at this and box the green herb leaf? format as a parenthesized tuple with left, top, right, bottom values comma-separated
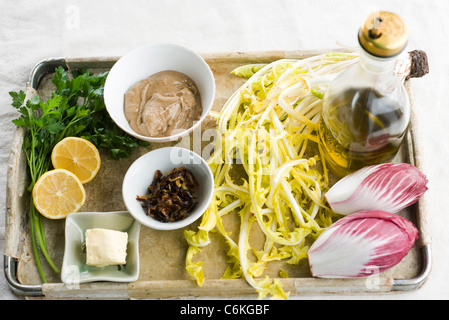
(9, 90, 26, 108)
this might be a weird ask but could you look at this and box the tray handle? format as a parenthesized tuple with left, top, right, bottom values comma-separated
(4, 255, 43, 297)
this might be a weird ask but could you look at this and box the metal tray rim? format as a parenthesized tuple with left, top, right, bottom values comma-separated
(4, 54, 432, 298)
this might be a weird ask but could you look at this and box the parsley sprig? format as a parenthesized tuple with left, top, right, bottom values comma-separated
(10, 67, 148, 282)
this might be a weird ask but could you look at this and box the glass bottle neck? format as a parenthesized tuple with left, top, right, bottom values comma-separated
(359, 49, 397, 74)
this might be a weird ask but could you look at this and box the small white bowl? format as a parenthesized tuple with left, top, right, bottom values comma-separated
(104, 43, 215, 143)
(61, 211, 140, 284)
(122, 147, 214, 230)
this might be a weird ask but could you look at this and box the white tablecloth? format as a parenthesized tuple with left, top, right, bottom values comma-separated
(1, 0, 448, 300)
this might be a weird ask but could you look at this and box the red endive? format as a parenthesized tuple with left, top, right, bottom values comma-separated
(325, 163, 428, 215)
(308, 210, 418, 278)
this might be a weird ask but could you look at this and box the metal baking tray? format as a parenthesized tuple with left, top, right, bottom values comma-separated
(4, 50, 431, 299)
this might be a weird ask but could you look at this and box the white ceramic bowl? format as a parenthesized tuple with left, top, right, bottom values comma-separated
(122, 147, 214, 230)
(104, 43, 215, 143)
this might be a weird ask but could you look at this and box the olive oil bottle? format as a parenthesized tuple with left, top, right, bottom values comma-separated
(319, 11, 410, 177)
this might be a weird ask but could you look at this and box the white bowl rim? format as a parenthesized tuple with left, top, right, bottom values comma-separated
(122, 147, 214, 230)
(104, 43, 216, 143)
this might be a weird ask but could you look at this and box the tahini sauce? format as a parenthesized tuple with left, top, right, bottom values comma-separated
(124, 70, 202, 137)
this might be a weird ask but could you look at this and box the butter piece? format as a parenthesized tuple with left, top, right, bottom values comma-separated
(85, 228, 128, 267)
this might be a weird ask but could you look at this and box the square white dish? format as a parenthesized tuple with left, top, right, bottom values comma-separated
(61, 211, 140, 284)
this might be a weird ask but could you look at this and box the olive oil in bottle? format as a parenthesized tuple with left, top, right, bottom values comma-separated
(319, 11, 410, 177)
(319, 88, 409, 177)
